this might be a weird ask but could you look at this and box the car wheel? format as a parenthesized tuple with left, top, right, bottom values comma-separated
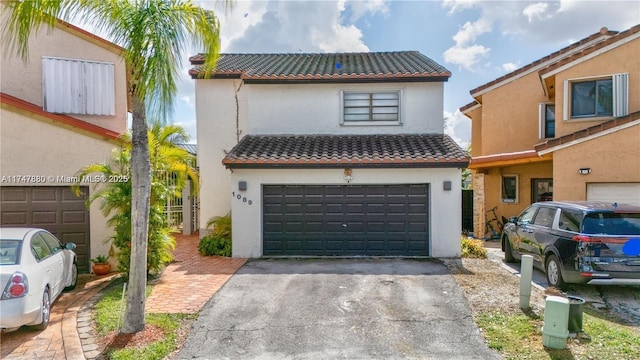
(545, 254, 567, 290)
(32, 289, 51, 330)
(503, 235, 516, 263)
(64, 262, 78, 291)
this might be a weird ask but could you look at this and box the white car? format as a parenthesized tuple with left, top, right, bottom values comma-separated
(0, 228, 78, 332)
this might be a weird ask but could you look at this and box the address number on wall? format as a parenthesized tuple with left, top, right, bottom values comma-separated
(232, 192, 252, 205)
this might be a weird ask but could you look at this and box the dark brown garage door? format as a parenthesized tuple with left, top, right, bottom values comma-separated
(1, 186, 90, 272)
(263, 184, 429, 256)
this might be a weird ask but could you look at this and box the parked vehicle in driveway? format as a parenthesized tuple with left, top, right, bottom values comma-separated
(0, 228, 78, 332)
(502, 201, 640, 289)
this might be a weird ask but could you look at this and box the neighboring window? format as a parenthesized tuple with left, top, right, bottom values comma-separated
(42, 56, 115, 115)
(532, 179, 553, 203)
(538, 104, 555, 138)
(563, 73, 628, 120)
(342, 91, 400, 123)
(533, 207, 556, 228)
(501, 175, 518, 203)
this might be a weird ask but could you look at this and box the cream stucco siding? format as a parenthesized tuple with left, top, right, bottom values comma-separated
(552, 125, 640, 201)
(0, 22, 127, 134)
(227, 167, 462, 258)
(0, 109, 119, 260)
(195, 79, 447, 232)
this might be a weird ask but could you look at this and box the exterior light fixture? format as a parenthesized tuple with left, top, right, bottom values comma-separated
(344, 168, 353, 183)
(578, 168, 591, 175)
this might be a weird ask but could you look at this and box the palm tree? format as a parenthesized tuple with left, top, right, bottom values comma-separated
(2, 0, 222, 333)
(74, 124, 198, 276)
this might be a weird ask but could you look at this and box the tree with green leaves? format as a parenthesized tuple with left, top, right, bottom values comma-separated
(2, 0, 222, 333)
(73, 124, 198, 276)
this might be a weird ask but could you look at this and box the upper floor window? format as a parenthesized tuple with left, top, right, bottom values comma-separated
(563, 73, 628, 121)
(342, 91, 400, 125)
(42, 56, 115, 116)
(538, 103, 555, 138)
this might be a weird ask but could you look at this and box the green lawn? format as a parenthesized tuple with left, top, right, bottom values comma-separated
(476, 310, 640, 360)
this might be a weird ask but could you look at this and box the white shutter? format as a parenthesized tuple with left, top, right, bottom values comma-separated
(538, 103, 545, 139)
(612, 73, 628, 117)
(42, 57, 115, 115)
(562, 79, 569, 121)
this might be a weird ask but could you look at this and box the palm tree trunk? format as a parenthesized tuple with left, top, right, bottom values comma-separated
(122, 96, 150, 333)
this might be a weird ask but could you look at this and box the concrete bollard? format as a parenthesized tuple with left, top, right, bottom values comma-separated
(519, 255, 533, 310)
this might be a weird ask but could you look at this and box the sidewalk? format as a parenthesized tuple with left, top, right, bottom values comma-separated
(0, 233, 247, 359)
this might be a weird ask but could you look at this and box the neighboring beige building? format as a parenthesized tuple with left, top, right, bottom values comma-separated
(1, 19, 128, 272)
(461, 25, 640, 239)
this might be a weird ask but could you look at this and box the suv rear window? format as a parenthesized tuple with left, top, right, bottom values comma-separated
(582, 213, 640, 235)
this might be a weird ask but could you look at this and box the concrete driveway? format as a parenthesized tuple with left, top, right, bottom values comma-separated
(177, 259, 500, 360)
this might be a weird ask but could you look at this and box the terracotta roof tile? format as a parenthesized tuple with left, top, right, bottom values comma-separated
(189, 52, 450, 82)
(469, 26, 619, 96)
(223, 134, 469, 168)
(534, 111, 640, 153)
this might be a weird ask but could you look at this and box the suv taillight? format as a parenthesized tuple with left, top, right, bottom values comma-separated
(1, 272, 29, 299)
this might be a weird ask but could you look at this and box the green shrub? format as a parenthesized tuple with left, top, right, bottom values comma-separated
(461, 237, 487, 258)
(198, 234, 231, 257)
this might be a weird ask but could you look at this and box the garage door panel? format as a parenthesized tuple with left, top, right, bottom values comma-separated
(263, 184, 429, 256)
(32, 211, 58, 225)
(1, 186, 90, 273)
(587, 183, 640, 207)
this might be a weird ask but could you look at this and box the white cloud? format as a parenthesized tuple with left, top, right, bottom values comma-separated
(443, 44, 490, 71)
(347, 0, 390, 21)
(522, 3, 551, 23)
(443, 18, 492, 71)
(181, 95, 195, 109)
(214, 0, 381, 53)
(444, 110, 471, 150)
(501, 62, 518, 72)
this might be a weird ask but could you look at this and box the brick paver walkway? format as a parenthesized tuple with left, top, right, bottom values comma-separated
(0, 273, 116, 360)
(1, 233, 246, 359)
(145, 234, 247, 313)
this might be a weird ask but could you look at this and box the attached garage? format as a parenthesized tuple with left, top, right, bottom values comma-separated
(263, 184, 429, 256)
(1, 186, 91, 272)
(222, 134, 469, 258)
(587, 183, 640, 207)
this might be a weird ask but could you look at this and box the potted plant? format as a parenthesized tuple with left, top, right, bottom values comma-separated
(90, 255, 111, 275)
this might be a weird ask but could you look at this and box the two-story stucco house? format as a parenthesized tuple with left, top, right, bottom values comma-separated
(460, 25, 640, 239)
(1, 19, 128, 272)
(190, 51, 469, 258)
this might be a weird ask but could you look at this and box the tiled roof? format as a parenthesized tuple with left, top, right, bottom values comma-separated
(176, 143, 197, 155)
(469, 26, 619, 96)
(535, 111, 640, 154)
(222, 134, 469, 168)
(189, 51, 450, 82)
(1, 92, 121, 141)
(538, 24, 640, 76)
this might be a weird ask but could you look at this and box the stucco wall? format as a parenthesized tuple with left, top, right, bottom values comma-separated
(227, 167, 462, 258)
(476, 73, 548, 156)
(552, 125, 640, 200)
(0, 109, 118, 260)
(195, 79, 446, 233)
(552, 37, 640, 137)
(0, 21, 127, 134)
(246, 82, 444, 135)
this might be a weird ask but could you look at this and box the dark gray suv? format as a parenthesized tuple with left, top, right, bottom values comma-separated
(502, 201, 640, 289)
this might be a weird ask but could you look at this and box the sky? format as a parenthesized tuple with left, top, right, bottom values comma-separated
(169, 0, 640, 148)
